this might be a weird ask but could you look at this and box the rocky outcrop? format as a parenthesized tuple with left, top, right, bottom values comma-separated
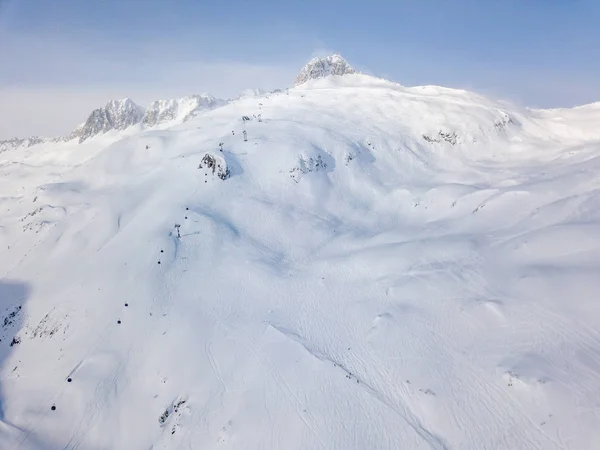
(289, 155, 328, 182)
(294, 54, 356, 86)
(198, 153, 230, 180)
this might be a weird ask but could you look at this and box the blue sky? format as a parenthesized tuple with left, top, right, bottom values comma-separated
(1, 0, 599, 138)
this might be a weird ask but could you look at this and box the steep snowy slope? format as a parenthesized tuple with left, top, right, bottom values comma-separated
(1, 66, 600, 450)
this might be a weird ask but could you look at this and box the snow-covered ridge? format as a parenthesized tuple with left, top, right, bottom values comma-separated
(70, 98, 145, 143)
(0, 136, 54, 153)
(70, 96, 227, 143)
(2, 53, 599, 151)
(0, 95, 227, 150)
(142, 94, 224, 128)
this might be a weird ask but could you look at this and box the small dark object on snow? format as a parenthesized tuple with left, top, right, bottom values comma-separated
(242, 116, 251, 121)
(146, 145, 149, 149)
(67, 378, 72, 383)
(243, 130, 248, 142)
(160, 249, 164, 253)
(51, 405, 56, 411)
(185, 216, 188, 220)
(232, 131, 235, 135)
(159, 409, 169, 424)
(205, 180, 207, 183)
(158, 261, 161, 264)
(3, 305, 22, 328)
(117, 320, 121, 324)
(186, 207, 189, 210)
(125, 303, 129, 307)
(10, 336, 21, 347)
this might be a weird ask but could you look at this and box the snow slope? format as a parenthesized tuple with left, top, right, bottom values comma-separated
(1, 69, 600, 450)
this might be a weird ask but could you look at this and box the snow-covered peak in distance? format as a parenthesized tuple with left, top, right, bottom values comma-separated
(141, 94, 224, 128)
(66, 95, 226, 143)
(0, 136, 52, 154)
(72, 98, 145, 143)
(294, 53, 356, 86)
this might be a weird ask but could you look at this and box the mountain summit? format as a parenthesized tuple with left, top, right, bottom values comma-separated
(294, 54, 356, 86)
(72, 98, 145, 143)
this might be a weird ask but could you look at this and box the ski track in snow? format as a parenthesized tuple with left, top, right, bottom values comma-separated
(0, 74, 600, 449)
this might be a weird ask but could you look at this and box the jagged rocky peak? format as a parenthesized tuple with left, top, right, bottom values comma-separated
(294, 54, 356, 86)
(74, 98, 144, 143)
(142, 94, 223, 127)
(0, 135, 66, 153)
(0, 136, 45, 153)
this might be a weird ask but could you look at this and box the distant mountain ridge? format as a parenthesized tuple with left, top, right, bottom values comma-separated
(0, 94, 228, 151)
(3, 53, 597, 153)
(70, 98, 145, 143)
(0, 136, 60, 153)
(0, 54, 361, 151)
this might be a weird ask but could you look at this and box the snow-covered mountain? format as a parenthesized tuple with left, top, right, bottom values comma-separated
(0, 136, 52, 153)
(71, 98, 145, 143)
(1, 55, 600, 450)
(141, 94, 224, 127)
(0, 95, 226, 148)
(294, 53, 356, 86)
(1, 55, 355, 148)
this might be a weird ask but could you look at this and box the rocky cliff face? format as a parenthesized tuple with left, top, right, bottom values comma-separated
(73, 99, 145, 143)
(294, 54, 356, 86)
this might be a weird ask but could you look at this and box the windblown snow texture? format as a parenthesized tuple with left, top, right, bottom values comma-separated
(142, 95, 223, 127)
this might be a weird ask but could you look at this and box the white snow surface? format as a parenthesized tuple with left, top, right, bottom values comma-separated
(1, 74, 600, 450)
